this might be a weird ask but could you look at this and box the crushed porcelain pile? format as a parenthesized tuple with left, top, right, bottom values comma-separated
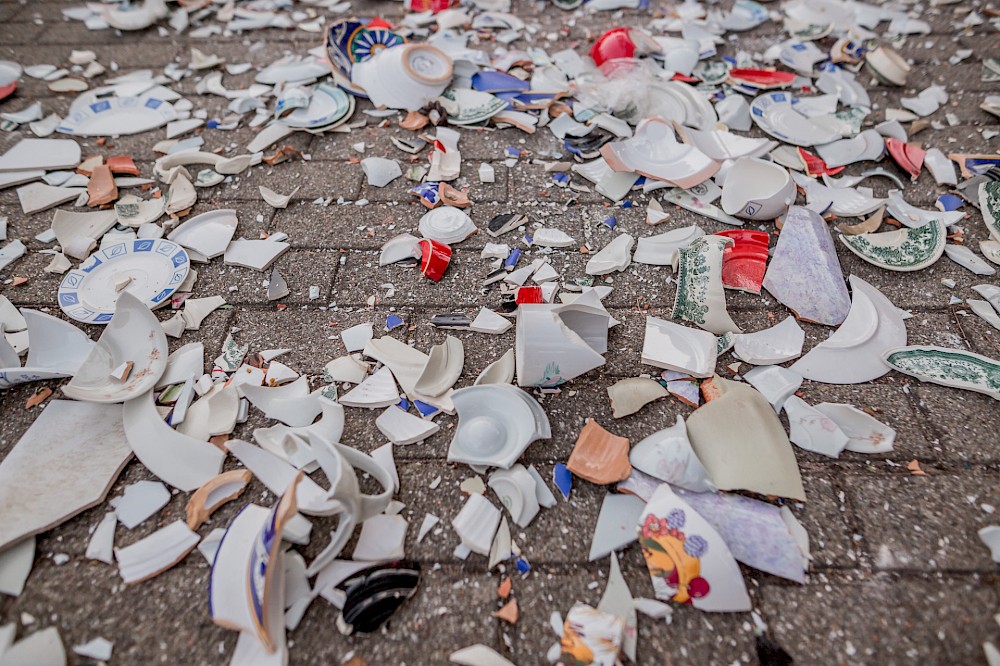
(0, 0, 999, 663)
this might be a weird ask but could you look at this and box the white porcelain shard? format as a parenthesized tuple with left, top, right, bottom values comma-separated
(972, 285, 1000, 313)
(0, 139, 81, 173)
(451, 493, 501, 556)
(0, 309, 95, 389)
(110, 480, 170, 529)
(0, 103, 42, 125)
(944, 245, 996, 276)
(0, 627, 65, 666)
(414, 335, 464, 397)
(114, 195, 164, 228)
(923, 148, 957, 186)
(363, 336, 454, 412)
(978, 526, 1000, 563)
(672, 235, 741, 334)
(515, 301, 608, 387)
(72, 637, 112, 662)
(0, 400, 130, 551)
(782, 396, 849, 458)
(361, 157, 402, 187)
(587, 492, 646, 561)
(607, 377, 668, 418)
(122, 389, 226, 491)
(16, 183, 87, 215)
(449, 644, 516, 666)
(601, 118, 718, 189)
(259, 185, 297, 209)
(376, 405, 440, 445)
(85, 512, 117, 564)
(0, 537, 34, 597)
(597, 552, 638, 662)
(813, 403, 895, 454)
(447, 384, 550, 469)
(487, 464, 540, 528)
(167, 208, 238, 259)
(531, 227, 576, 248)
(885, 191, 965, 229)
(340, 323, 374, 353)
(814, 130, 885, 168)
(469, 307, 512, 334)
(224, 239, 290, 271)
(323, 355, 370, 385)
(629, 415, 714, 492)
(969, 300, 1000, 332)
(353, 514, 407, 561)
(720, 158, 795, 220)
(475, 348, 516, 386)
(181, 296, 225, 331)
(791, 275, 907, 384)
(742, 365, 802, 413)
(115, 520, 199, 584)
(632, 226, 704, 265)
(104, 0, 169, 31)
(678, 125, 775, 161)
(586, 233, 634, 275)
(640, 316, 717, 378)
(379, 233, 423, 266)
(241, 376, 322, 426)
(339, 366, 400, 409)
(732, 316, 805, 365)
(417, 514, 440, 543)
(62, 292, 168, 403)
(178, 384, 239, 440)
(419, 207, 476, 244)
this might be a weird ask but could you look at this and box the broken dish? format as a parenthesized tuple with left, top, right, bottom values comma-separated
(567, 419, 632, 485)
(813, 403, 896, 454)
(414, 335, 464, 397)
(57, 96, 177, 136)
(629, 415, 714, 492)
(720, 157, 794, 220)
(607, 377, 668, 418)
(115, 520, 199, 584)
(672, 235, 741, 334)
(640, 316, 717, 378)
(58, 239, 191, 324)
(62, 292, 168, 403)
(447, 384, 550, 469)
(185, 469, 253, 529)
(838, 219, 947, 272)
(515, 302, 608, 387)
(600, 118, 718, 189)
(732, 316, 805, 365)
(167, 209, 238, 259)
(881, 346, 1000, 401)
(0, 309, 95, 389)
(632, 226, 705, 265)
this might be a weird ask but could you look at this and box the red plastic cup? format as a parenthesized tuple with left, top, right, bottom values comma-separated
(419, 239, 452, 282)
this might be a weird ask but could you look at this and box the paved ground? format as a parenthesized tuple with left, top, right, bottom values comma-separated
(1, 0, 999, 664)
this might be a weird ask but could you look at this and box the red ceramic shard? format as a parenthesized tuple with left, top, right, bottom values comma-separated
(0, 81, 15, 101)
(717, 229, 769, 294)
(589, 27, 660, 69)
(515, 285, 543, 305)
(796, 147, 844, 177)
(419, 238, 451, 282)
(728, 68, 796, 89)
(671, 73, 700, 84)
(885, 138, 926, 181)
(107, 155, 140, 176)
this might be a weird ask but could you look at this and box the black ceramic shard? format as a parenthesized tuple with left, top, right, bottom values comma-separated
(487, 213, 528, 237)
(337, 560, 421, 635)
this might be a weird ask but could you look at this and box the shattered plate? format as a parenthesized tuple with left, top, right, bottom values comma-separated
(58, 239, 190, 324)
(838, 220, 946, 272)
(882, 346, 1000, 401)
(57, 97, 177, 136)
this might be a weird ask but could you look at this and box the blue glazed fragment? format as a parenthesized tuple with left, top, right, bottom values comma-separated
(553, 463, 572, 499)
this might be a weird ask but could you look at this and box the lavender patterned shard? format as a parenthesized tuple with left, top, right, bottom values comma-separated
(762, 206, 851, 326)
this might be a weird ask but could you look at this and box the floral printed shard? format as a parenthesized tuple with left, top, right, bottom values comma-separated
(671, 235, 741, 334)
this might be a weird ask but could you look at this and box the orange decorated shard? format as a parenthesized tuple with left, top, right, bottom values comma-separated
(567, 418, 631, 485)
(87, 164, 118, 207)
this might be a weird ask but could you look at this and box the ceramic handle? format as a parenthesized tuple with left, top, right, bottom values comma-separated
(335, 444, 394, 520)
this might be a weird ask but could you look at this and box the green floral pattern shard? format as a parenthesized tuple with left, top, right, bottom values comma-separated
(672, 237, 714, 326)
(839, 220, 944, 271)
(884, 347, 1000, 398)
(979, 181, 1000, 243)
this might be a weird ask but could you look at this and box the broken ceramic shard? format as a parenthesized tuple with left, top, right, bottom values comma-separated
(185, 469, 252, 529)
(376, 405, 440, 445)
(838, 220, 947, 272)
(672, 235, 740, 334)
(447, 384, 550, 469)
(469, 307, 512, 334)
(450, 644, 516, 666)
(791, 275, 907, 384)
(732, 316, 805, 365)
(414, 335, 464, 397)
(0, 400, 131, 551)
(813, 403, 895, 454)
(339, 366, 401, 409)
(586, 233, 634, 275)
(607, 377, 668, 418)
(452, 493, 501, 556)
(241, 376, 322, 426)
(0, 138, 81, 172)
(588, 492, 646, 561)
(687, 376, 805, 501)
(742, 365, 802, 412)
(475, 348, 516, 386)
(0, 309, 95, 389)
(567, 419, 632, 485)
(641, 315, 717, 378)
(419, 207, 476, 245)
(337, 560, 420, 634)
(601, 117, 718, 189)
(762, 206, 851, 326)
(0, 537, 34, 597)
(560, 603, 625, 665)
(224, 239, 290, 271)
(629, 415, 714, 492)
(488, 464, 541, 527)
(943, 245, 996, 276)
(782, 396, 849, 457)
(515, 299, 609, 387)
(632, 226, 705, 265)
(123, 389, 225, 491)
(361, 157, 402, 187)
(638, 484, 752, 612)
(881, 346, 1000, 401)
(63, 292, 168, 403)
(167, 209, 238, 259)
(980, 181, 1000, 243)
(115, 520, 199, 584)
(717, 229, 769, 294)
(720, 157, 794, 220)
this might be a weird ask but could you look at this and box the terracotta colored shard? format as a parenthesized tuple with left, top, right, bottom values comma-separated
(107, 155, 140, 176)
(497, 577, 512, 599)
(262, 145, 303, 166)
(885, 138, 926, 181)
(87, 164, 118, 207)
(907, 459, 927, 476)
(567, 419, 632, 485)
(25, 387, 52, 409)
(439, 182, 471, 208)
(838, 206, 885, 236)
(494, 598, 519, 624)
(717, 229, 769, 294)
(400, 110, 429, 131)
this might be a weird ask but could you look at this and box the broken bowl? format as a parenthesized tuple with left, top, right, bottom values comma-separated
(720, 158, 794, 221)
(447, 384, 551, 469)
